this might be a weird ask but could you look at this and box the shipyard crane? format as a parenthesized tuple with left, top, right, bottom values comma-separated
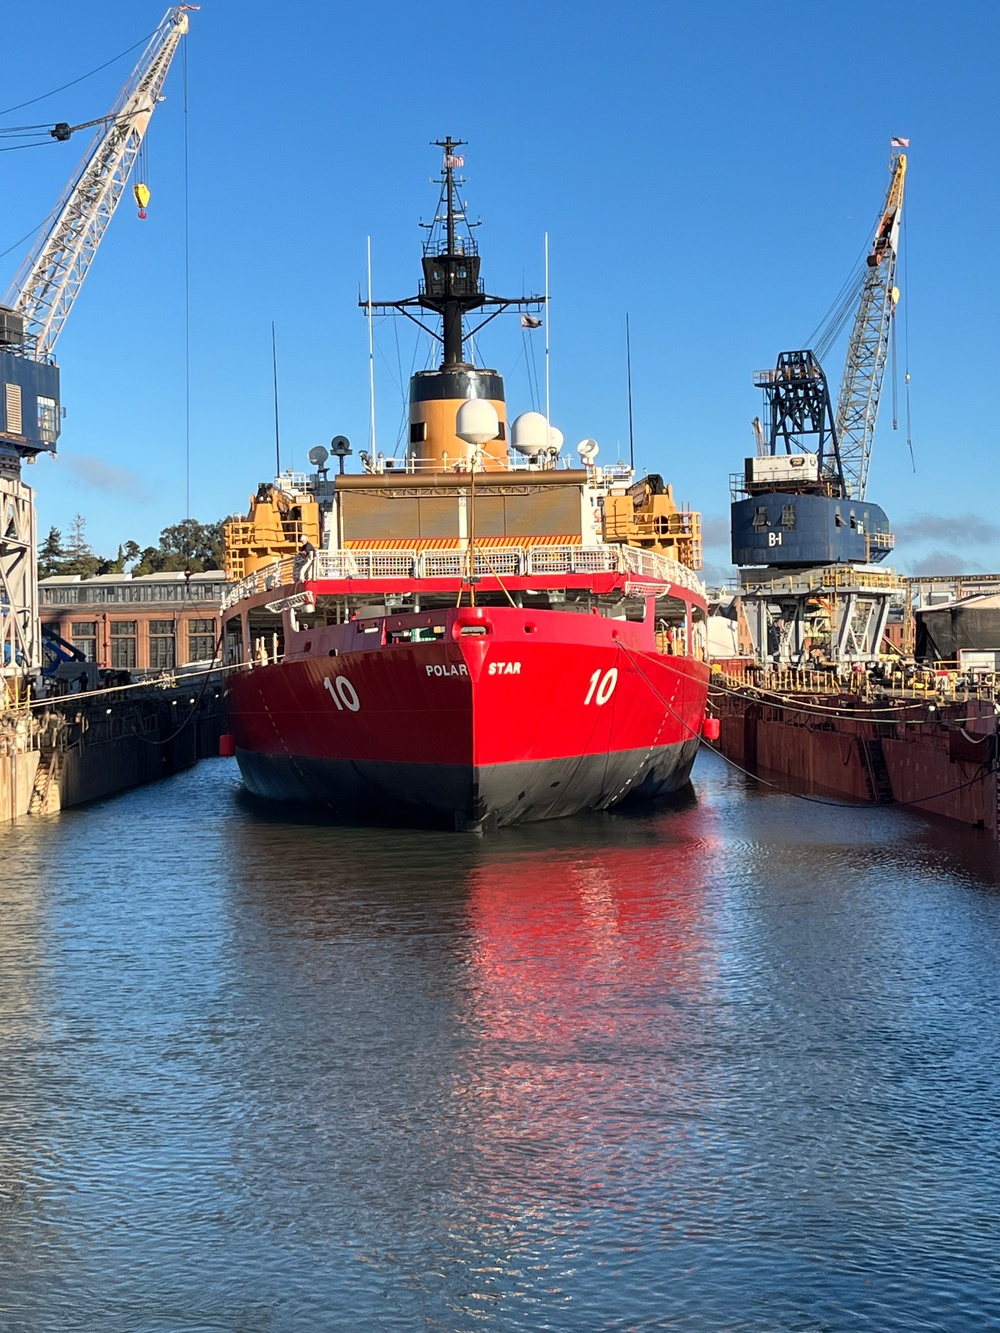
(0, 7, 193, 684)
(833, 150, 907, 501)
(730, 144, 909, 666)
(3, 5, 195, 374)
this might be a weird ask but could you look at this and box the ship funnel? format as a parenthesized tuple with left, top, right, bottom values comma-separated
(456, 399, 500, 447)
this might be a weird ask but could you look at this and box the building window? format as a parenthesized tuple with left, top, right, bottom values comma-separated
(71, 621, 97, 661)
(780, 503, 796, 529)
(149, 619, 175, 670)
(37, 395, 59, 445)
(110, 620, 137, 669)
(187, 618, 216, 663)
(753, 506, 769, 531)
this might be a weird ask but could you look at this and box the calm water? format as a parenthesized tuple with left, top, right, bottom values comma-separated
(2, 752, 1000, 1332)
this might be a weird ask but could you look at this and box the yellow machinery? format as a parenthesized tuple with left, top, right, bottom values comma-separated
(603, 474, 702, 569)
(224, 483, 321, 582)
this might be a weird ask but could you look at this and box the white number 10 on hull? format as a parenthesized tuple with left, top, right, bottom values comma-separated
(584, 668, 618, 706)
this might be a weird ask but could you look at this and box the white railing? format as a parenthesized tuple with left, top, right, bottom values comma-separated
(222, 544, 706, 611)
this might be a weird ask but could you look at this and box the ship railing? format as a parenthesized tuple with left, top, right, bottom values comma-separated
(348, 454, 629, 477)
(221, 545, 706, 610)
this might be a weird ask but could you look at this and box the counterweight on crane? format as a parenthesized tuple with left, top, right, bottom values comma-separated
(0, 7, 192, 681)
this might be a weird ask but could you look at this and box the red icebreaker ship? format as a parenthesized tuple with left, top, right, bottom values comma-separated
(222, 140, 710, 829)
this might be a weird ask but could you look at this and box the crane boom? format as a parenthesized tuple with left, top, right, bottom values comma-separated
(4, 6, 194, 362)
(832, 151, 906, 499)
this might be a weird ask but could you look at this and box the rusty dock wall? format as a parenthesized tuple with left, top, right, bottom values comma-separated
(711, 668, 998, 834)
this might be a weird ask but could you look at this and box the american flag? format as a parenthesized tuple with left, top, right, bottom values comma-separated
(445, 154, 465, 168)
(890, 136, 910, 148)
(520, 314, 542, 329)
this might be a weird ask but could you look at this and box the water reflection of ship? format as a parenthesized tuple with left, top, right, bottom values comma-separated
(221, 800, 724, 1248)
(455, 816, 722, 1196)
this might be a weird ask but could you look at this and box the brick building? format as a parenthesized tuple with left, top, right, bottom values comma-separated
(39, 570, 225, 674)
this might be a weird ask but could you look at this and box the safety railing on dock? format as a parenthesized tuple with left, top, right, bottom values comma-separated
(712, 661, 1000, 705)
(221, 544, 707, 611)
(738, 566, 904, 596)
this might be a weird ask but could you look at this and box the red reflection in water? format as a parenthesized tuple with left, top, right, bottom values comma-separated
(455, 826, 725, 1212)
(465, 834, 718, 1044)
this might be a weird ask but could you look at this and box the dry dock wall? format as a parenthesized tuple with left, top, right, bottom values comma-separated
(714, 689, 997, 833)
(0, 747, 40, 824)
(1, 682, 227, 823)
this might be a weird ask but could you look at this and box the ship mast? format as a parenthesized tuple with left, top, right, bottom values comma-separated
(363, 138, 543, 369)
(440, 137, 465, 365)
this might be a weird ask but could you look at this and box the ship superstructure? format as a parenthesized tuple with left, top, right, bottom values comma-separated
(222, 142, 711, 829)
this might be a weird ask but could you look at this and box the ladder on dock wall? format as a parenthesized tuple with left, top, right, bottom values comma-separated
(28, 748, 62, 815)
(858, 735, 893, 804)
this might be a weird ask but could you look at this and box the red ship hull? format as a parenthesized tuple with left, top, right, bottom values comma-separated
(227, 604, 710, 829)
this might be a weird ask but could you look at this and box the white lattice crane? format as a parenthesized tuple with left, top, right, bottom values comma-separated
(832, 149, 907, 500)
(4, 5, 195, 363)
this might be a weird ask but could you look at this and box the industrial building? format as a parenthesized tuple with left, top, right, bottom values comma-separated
(39, 570, 224, 673)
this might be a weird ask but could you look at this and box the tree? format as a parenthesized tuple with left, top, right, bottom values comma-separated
(133, 518, 226, 576)
(107, 540, 142, 573)
(38, 526, 65, 578)
(59, 513, 102, 578)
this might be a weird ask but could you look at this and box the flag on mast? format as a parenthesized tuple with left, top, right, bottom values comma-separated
(890, 136, 910, 148)
(520, 314, 542, 329)
(445, 154, 465, 168)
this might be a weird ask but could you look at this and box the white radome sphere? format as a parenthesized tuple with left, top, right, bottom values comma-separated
(548, 426, 564, 453)
(456, 399, 500, 446)
(511, 411, 550, 456)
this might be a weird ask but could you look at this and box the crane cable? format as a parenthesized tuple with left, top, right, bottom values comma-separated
(902, 203, 915, 471)
(183, 37, 192, 525)
(804, 199, 884, 361)
(0, 202, 62, 262)
(0, 25, 159, 119)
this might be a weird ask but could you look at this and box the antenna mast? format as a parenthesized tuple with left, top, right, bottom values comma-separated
(361, 139, 544, 367)
(625, 312, 635, 469)
(271, 322, 281, 476)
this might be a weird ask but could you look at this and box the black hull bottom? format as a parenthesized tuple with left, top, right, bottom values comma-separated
(235, 739, 701, 830)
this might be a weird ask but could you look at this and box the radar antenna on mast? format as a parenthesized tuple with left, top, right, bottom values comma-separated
(363, 138, 544, 369)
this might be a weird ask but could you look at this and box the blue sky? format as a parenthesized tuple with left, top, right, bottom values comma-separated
(2, 0, 997, 580)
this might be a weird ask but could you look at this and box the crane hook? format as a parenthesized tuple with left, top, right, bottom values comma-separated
(133, 182, 150, 220)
